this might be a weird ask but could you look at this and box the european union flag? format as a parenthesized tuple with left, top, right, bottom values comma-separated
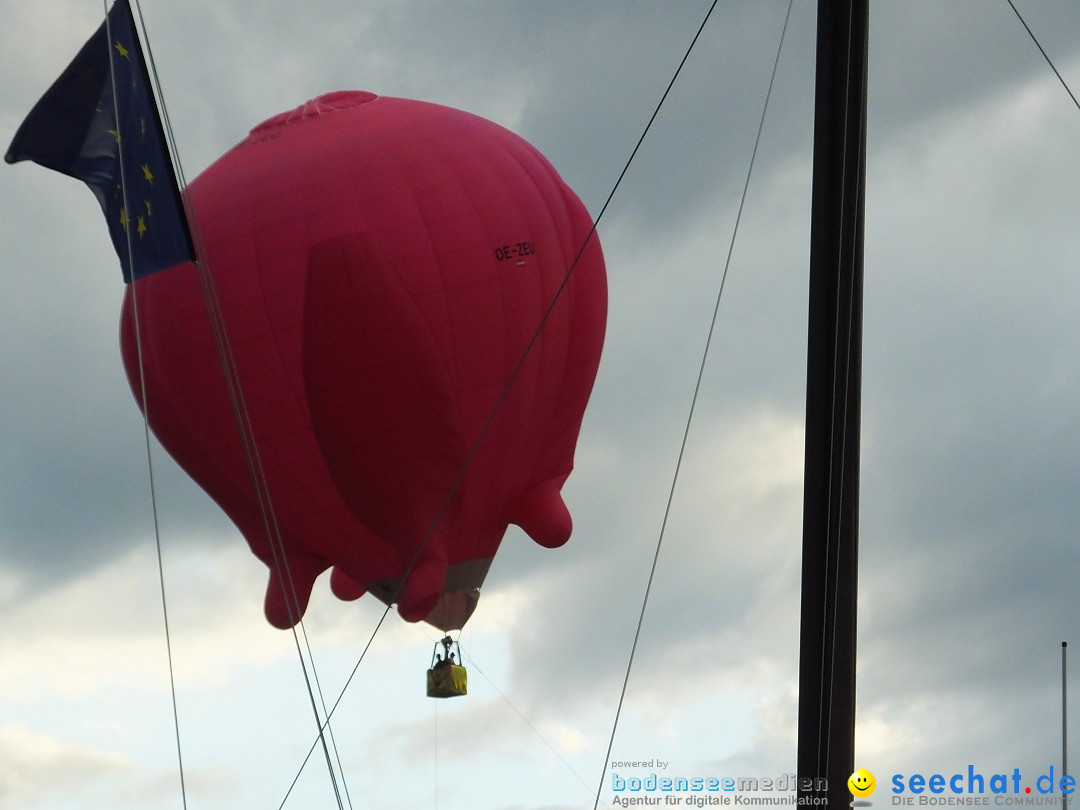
(5, 0, 194, 282)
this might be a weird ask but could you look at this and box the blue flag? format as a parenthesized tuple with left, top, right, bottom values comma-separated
(5, 0, 195, 282)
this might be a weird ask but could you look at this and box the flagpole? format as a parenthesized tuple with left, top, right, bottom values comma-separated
(1064, 641, 1068, 810)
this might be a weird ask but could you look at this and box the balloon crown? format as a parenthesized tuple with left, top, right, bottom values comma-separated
(251, 90, 378, 132)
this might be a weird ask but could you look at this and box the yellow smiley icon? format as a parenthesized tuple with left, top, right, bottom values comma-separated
(848, 768, 876, 798)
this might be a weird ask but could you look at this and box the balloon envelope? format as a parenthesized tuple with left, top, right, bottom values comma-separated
(120, 91, 607, 630)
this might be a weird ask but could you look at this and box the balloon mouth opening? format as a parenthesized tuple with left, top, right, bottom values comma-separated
(251, 90, 379, 133)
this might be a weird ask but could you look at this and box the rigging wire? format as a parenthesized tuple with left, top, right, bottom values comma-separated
(279, 0, 782, 802)
(130, 0, 787, 804)
(195, 265, 352, 810)
(589, 1, 794, 807)
(460, 647, 611, 809)
(277, 604, 394, 810)
(130, 1, 350, 807)
(282, 622, 612, 808)
(107, 2, 187, 806)
(125, 0, 1078, 804)
(1005, 0, 1080, 113)
(279, 0, 741, 796)
(279, 0, 795, 801)
(121, 0, 790, 804)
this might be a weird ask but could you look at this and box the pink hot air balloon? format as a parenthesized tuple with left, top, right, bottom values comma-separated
(121, 91, 607, 631)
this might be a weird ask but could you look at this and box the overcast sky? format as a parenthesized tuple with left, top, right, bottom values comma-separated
(3, 2, 1080, 809)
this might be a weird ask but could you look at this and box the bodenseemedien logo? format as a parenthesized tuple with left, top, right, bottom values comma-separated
(608, 769, 829, 805)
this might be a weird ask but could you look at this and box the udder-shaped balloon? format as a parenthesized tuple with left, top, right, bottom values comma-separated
(120, 91, 607, 631)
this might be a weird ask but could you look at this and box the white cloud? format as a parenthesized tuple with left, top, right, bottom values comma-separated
(0, 725, 133, 809)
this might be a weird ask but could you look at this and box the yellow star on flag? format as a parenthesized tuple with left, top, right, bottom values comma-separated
(114, 40, 129, 59)
(141, 163, 153, 184)
(137, 216, 147, 238)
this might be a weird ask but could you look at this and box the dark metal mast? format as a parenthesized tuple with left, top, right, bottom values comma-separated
(1063, 642, 1068, 810)
(797, 0, 868, 806)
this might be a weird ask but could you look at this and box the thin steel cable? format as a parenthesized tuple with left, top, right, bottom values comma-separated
(589, 1, 794, 806)
(277, 604, 394, 810)
(286, 624, 612, 808)
(1005, 0, 1080, 112)
(136, 18, 353, 810)
(282, 0, 733, 798)
(104, 2, 188, 806)
(192, 262, 352, 810)
(279, 1, 791, 802)
(459, 646, 610, 808)
(130, 2, 349, 805)
(195, 267, 349, 810)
